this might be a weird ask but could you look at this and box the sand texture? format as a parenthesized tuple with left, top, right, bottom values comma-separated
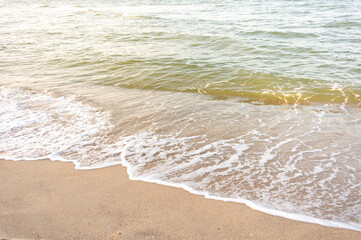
(0, 160, 360, 240)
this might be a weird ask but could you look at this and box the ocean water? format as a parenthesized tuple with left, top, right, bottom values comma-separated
(1, 0, 361, 231)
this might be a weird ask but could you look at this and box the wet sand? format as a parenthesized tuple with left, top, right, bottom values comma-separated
(0, 160, 360, 240)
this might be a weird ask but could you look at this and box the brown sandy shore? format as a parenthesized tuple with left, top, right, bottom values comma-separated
(0, 160, 360, 240)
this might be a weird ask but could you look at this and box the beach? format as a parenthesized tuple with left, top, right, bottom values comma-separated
(1, 0, 361, 237)
(1, 159, 360, 240)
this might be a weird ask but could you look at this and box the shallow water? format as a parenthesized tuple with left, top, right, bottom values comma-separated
(1, 0, 361, 231)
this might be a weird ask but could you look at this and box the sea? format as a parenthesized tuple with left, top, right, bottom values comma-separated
(1, 0, 360, 231)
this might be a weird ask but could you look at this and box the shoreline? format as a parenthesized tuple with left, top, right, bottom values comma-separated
(1, 159, 360, 240)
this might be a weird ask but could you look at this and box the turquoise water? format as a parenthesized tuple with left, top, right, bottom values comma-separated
(1, 0, 361, 231)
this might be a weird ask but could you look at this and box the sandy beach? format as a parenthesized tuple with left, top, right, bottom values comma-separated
(0, 160, 359, 240)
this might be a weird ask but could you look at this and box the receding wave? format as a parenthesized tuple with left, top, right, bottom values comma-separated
(1, 86, 360, 231)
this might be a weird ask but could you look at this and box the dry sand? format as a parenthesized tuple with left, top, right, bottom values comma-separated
(0, 159, 360, 240)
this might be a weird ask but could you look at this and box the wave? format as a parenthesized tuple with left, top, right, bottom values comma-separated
(1, 86, 360, 231)
(243, 30, 319, 38)
(323, 21, 361, 28)
(0, 86, 113, 165)
(91, 60, 361, 106)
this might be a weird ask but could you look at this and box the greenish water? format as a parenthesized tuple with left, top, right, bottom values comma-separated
(1, 0, 361, 105)
(1, 0, 361, 231)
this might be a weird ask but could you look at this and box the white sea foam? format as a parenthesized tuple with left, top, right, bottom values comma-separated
(0, 86, 360, 232)
(0, 87, 114, 165)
